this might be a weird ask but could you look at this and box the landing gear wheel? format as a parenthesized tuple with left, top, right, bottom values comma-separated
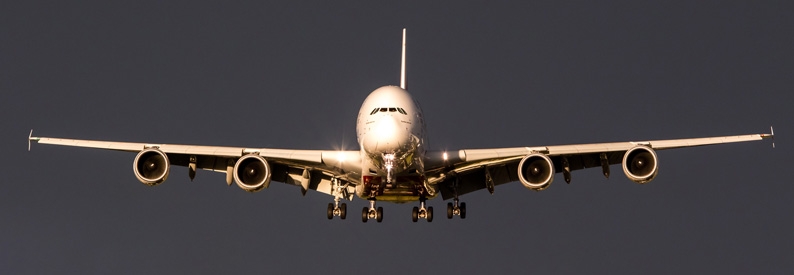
(447, 202, 453, 219)
(412, 206, 419, 222)
(460, 202, 467, 219)
(362, 207, 368, 223)
(327, 203, 334, 220)
(376, 207, 383, 223)
(340, 203, 347, 220)
(427, 207, 434, 222)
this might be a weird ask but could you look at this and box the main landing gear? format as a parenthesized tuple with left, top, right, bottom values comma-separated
(447, 199, 466, 219)
(446, 175, 466, 219)
(362, 199, 383, 223)
(412, 198, 433, 222)
(327, 178, 348, 220)
(327, 201, 347, 220)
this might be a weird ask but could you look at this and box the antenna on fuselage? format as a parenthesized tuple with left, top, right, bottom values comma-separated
(400, 28, 406, 90)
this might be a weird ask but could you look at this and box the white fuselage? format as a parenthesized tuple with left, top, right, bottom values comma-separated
(355, 86, 428, 202)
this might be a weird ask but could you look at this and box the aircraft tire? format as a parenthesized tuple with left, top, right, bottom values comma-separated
(327, 203, 333, 219)
(427, 207, 433, 222)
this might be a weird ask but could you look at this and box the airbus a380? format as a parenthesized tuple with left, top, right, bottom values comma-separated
(29, 29, 774, 223)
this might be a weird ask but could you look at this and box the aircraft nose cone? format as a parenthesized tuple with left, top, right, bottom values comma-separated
(363, 115, 407, 154)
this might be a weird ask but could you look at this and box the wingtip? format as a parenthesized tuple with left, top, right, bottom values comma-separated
(28, 129, 39, 151)
(760, 126, 775, 138)
(762, 126, 776, 148)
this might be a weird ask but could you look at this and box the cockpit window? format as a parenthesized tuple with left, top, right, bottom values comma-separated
(371, 107, 408, 115)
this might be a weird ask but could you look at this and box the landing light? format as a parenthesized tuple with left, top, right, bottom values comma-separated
(443, 152, 448, 161)
(337, 151, 346, 163)
(375, 117, 397, 138)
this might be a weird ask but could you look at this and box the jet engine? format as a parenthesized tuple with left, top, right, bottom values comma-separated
(517, 153, 554, 191)
(133, 148, 170, 186)
(233, 154, 271, 192)
(622, 145, 659, 184)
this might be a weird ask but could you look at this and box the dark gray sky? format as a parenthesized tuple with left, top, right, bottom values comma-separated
(2, 1, 792, 274)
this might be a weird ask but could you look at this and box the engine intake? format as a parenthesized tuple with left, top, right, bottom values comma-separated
(233, 154, 271, 192)
(622, 145, 659, 184)
(133, 148, 170, 186)
(517, 153, 554, 191)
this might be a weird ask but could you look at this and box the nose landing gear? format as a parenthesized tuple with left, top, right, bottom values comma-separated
(362, 199, 383, 223)
(411, 197, 433, 222)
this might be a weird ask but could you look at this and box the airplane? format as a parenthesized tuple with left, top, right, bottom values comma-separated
(28, 29, 775, 223)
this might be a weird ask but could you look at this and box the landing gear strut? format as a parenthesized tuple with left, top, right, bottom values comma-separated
(411, 197, 433, 222)
(383, 153, 396, 185)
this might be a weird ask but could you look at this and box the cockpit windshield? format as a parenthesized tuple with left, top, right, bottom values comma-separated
(370, 107, 408, 115)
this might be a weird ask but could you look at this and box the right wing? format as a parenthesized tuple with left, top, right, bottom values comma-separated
(424, 131, 774, 200)
(29, 134, 361, 199)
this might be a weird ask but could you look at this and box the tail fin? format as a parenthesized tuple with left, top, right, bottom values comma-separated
(400, 28, 406, 90)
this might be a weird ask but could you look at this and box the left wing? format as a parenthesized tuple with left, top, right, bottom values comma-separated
(29, 134, 361, 199)
(424, 131, 774, 200)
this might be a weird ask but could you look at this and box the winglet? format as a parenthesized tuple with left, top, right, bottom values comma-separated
(400, 28, 406, 90)
(28, 129, 34, 151)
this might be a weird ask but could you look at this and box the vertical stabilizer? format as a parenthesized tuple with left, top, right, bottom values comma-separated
(400, 28, 406, 90)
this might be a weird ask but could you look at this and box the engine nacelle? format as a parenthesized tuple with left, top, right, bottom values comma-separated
(233, 154, 271, 192)
(133, 148, 170, 186)
(517, 153, 555, 191)
(622, 145, 659, 184)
